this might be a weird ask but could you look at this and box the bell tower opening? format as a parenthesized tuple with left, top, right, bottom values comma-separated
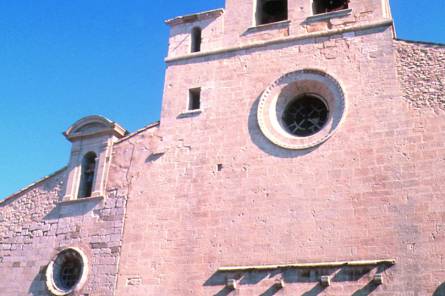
(191, 27, 202, 53)
(313, 0, 349, 14)
(256, 0, 288, 25)
(78, 152, 97, 198)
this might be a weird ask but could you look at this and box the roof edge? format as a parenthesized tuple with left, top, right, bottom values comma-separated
(0, 167, 67, 206)
(165, 8, 224, 26)
(115, 121, 160, 144)
(395, 38, 445, 47)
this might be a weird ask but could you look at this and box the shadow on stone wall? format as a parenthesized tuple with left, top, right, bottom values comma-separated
(28, 266, 49, 296)
(433, 283, 445, 296)
(204, 265, 388, 296)
(301, 283, 326, 296)
(351, 281, 379, 296)
(44, 198, 102, 220)
(248, 96, 319, 158)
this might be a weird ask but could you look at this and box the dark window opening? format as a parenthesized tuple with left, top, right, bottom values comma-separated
(53, 249, 83, 291)
(78, 152, 96, 198)
(191, 27, 202, 53)
(188, 88, 201, 110)
(60, 258, 82, 289)
(313, 0, 349, 14)
(256, 0, 288, 25)
(282, 94, 328, 137)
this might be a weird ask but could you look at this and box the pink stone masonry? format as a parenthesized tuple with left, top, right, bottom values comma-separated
(396, 40, 445, 111)
(2, 0, 445, 295)
(0, 169, 127, 295)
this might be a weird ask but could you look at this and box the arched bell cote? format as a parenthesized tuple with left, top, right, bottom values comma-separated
(63, 115, 128, 142)
(62, 115, 128, 201)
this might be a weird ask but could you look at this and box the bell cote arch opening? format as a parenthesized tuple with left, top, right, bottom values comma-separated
(255, 0, 288, 26)
(63, 115, 129, 202)
(313, 0, 349, 15)
(78, 152, 97, 199)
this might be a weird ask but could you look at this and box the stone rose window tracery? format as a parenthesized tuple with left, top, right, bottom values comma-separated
(58, 254, 82, 290)
(46, 248, 89, 296)
(282, 94, 329, 137)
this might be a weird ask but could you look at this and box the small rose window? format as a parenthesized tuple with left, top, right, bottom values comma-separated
(46, 248, 88, 295)
(282, 94, 329, 137)
(257, 69, 346, 150)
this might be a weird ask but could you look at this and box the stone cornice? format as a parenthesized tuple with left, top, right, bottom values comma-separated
(165, 8, 224, 26)
(64, 115, 128, 142)
(165, 19, 394, 63)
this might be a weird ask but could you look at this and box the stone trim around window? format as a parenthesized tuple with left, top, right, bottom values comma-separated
(45, 247, 89, 296)
(257, 69, 346, 150)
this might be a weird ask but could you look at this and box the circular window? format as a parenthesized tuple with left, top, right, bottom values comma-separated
(46, 248, 88, 296)
(282, 94, 328, 137)
(257, 69, 346, 150)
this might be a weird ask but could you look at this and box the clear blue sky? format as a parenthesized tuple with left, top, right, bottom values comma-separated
(0, 0, 444, 199)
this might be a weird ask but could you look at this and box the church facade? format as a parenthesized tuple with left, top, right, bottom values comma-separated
(1, 0, 445, 295)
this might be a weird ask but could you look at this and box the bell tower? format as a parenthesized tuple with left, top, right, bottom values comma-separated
(117, 0, 410, 294)
(224, 0, 393, 32)
(163, 0, 394, 127)
(165, 0, 393, 61)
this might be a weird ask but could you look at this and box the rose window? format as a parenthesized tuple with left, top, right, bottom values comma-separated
(282, 94, 328, 137)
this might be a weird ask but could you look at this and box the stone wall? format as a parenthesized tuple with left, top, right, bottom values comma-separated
(395, 40, 445, 110)
(0, 165, 127, 295)
(113, 25, 445, 295)
(3, 6, 445, 296)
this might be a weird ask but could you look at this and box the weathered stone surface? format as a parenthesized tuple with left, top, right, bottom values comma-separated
(0, 170, 128, 295)
(2, 1, 445, 295)
(396, 40, 445, 110)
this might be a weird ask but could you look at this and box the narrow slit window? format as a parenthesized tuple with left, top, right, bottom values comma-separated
(188, 88, 201, 111)
(191, 27, 202, 53)
(313, 0, 349, 15)
(78, 152, 96, 198)
(256, 0, 288, 25)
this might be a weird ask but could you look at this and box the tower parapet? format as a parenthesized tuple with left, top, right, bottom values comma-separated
(165, 0, 393, 60)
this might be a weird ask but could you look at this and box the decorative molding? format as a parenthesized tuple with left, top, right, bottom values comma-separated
(320, 275, 331, 287)
(373, 274, 384, 285)
(218, 259, 396, 272)
(305, 9, 352, 23)
(226, 279, 237, 290)
(165, 8, 224, 26)
(165, 19, 393, 63)
(64, 115, 128, 142)
(274, 279, 285, 289)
